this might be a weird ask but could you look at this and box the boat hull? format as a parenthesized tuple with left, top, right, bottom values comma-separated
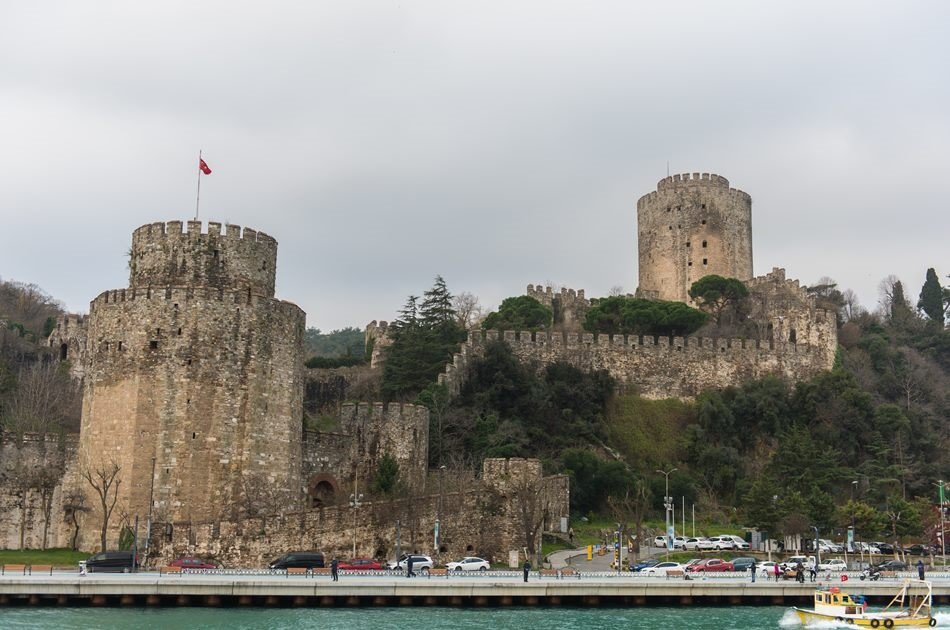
(793, 608, 935, 627)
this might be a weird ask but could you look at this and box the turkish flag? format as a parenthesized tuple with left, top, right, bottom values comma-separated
(199, 158, 212, 175)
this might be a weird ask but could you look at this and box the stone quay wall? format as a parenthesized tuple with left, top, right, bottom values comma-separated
(637, 172, 753, 304)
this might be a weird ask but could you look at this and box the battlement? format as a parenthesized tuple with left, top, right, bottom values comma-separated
(131, 220, 276, 245)
(53, 313, 86, 330)
(339, 401, 429, 421)
(526, 285, 586, 302)
(638, 172, 752, 209)
(0, 431, 79, 449)
(89, 286, 303, 319)
(129, 219, 278, 297)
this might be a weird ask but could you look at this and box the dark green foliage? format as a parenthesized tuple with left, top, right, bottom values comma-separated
(917, 268, 945, 325)
(381, 277, 467, 401)
(481, 296, 552, 331)
(688, 275, 749, 324)
(372, 453, 401, 497)
(303, 327, 365, 360)
(584, 296, 707, 337)
(305, 355, 366, 369)
(455, 340, 615, 464)
(560, 448, 636, 516)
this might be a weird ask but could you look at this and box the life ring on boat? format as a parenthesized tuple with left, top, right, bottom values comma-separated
(840, 574, 848, 582)
(928, 619, 936, 627)
(870, 620, 880, 628)
(830, 587, 840, 593)
(883, 619, 894, 628)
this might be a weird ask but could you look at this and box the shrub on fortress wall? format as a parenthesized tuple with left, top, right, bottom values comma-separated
(481, 296, 552, 331)
(584, 296, 708, 337)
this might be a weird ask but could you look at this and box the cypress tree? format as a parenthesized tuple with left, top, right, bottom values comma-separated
(917, 267, 944, 325)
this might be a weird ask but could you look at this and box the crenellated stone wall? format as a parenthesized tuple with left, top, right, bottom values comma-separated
(526, 285, 590, 330)
(148, 457, 567, 568)
(637, 172, 753, 304)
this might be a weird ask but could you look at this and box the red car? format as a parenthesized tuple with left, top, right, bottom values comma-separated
(168, 557, 218, 570)
(337, 558, 383, 571)
(685, 558, 734, 572)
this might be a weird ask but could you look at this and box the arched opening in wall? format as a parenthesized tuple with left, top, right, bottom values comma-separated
(789, 329, 797, 344)
(307, 475, 339, 508)
(466, 544, 474, 552)
(60, 343, 68, 360)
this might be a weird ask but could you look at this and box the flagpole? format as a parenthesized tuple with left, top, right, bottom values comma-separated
(195, 150, 203, 220)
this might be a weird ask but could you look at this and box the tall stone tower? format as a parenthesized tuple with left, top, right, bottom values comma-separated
(637, 173, 753, 303)
(76, 220, 305, 542)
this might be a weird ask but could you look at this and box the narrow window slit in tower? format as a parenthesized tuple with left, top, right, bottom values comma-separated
(688, 262, 693, 267)
(701, 204, 706, 210)
(192, 432, 197, 439)
(177, 328, 182, 336)
(213, 250, 219, 259)
(118, 342, 123, 351)
(701, 220, 707, 225)
(702, 240, 707, 248)
(149, 340, 158, 350)
(686, 242, 690, 248)
(703, 258, 708, 265)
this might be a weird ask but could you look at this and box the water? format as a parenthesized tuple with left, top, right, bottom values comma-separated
(0, 607, 946, 630)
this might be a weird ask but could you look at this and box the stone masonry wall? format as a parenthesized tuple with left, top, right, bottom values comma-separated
(47, 315, 88, 380)
(129, 221, 278, 297)
(526, 285, 590, 330)
(637, 173, 753, 303)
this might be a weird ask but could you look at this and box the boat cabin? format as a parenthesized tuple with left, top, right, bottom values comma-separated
(814, 587, 864, 616)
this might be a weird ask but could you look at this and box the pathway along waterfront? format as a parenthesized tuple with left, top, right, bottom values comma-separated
(0, 571, 948, 608)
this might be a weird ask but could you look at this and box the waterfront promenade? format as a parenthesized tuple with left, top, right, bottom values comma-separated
(1, 570, 948, 607)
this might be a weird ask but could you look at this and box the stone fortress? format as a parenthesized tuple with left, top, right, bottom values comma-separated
(432, 173, 837, 400)
(0, 172, 836, 564)
(2, 219, 567, 566)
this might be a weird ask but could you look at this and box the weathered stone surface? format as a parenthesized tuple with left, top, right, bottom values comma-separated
(637, 173, 753, 304)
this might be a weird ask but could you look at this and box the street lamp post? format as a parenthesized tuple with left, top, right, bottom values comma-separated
(349, 476, 363, 559)
(935, 480, 947, 568)
(656, 468, 677, 559)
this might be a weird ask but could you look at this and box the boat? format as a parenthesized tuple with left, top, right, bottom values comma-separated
(792, 579, 936, 627)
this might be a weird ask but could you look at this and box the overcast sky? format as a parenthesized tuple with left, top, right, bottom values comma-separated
(1, 2, 947, 331)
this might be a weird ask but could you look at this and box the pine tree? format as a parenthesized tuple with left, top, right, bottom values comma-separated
(917, 268, 944, 325)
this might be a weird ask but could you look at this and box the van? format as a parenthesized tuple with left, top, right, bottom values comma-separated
(85, 550, 138, 573)
(268, 551, 326, 570)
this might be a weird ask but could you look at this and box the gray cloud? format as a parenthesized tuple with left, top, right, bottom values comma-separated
(1, 1, 947, 330)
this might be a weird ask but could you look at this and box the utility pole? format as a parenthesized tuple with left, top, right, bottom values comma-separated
(656, 468, 677, 559)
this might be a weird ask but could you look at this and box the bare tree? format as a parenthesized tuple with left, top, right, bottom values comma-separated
(62, 488, 88, 551)
(81, 460, 122, 552)
(452, 292, 484, 329)
(1, 361, 81, 435)
(511, 478, 548, 567)
(841, 289, 861, 322)
(608, 286, 625, 297)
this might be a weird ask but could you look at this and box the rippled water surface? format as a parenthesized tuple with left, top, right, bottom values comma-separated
(0, 607, 946, 630)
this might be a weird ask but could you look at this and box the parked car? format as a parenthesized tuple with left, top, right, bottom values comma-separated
(709, 536, 736, 551)
(85, 550, 139, 573)
(447, 557, 490, 572)
(672, 536, 687, 549)
(855, 542, 881, 555)
(685, 558, 734, 573)
(684, 537, 715, 551)
(631, 558, 660, 572)
(781, 555, 816, 571)
(730, 557, 756, 572)
(818, 558, 847, 571)
(720, 534, 750, 550)
(168, 557, 217, 570)
(757, 560, 781, 578)
(873, 542, 895, 555)
(269, 552, 326, 570)
(386, 554, 434, 573)
(337, 558, 383, 571)
(875, 559, 907, 571)
(904, 544, 931, 556)
(654, 536, 668, 548)
(642, 561, 683, 576)
(818, 539, 842, 553)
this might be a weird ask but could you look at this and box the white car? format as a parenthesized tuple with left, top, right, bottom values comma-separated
(446, 556, 490, 572)
(720, 534, 750, 550)
(757, 561, 781, 578)
(654, 536, 668, 548)
(709, 536, 736, 551)
(386, 554, 434, 573)
(684, 537, 716, 551)
(642, 561, 683, 576)
(818, 558, 847, 571)
(673, 536, 687, 549)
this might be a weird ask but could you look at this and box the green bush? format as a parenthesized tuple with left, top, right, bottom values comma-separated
(482, 296, 552, 331)
(584, 296, 707, 337)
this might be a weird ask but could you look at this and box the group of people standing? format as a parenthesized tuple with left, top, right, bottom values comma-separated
(749, 560, 816, 582)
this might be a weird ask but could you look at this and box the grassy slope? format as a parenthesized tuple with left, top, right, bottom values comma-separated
(605, 395, 694, 470)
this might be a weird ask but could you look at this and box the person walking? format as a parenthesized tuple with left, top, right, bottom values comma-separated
(568, 527, 575, 546)
(331, 557, 339, 582)
(917, 559, 925, 580)
(774, 563, 781, 582)
(809, 562, 817, 583)
(796, 562, 805, 584)
(750, 559, 756, 583)
(406, 556, 415, 578)
(523, 559, 531, 583)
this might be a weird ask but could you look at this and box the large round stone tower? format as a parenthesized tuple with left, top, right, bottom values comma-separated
(76, 220, 305, 542)
(637, 173, 753, 303)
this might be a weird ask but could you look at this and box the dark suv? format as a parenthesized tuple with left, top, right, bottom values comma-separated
(269, 552, 325, 570)
(85, 551, 138, 573)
